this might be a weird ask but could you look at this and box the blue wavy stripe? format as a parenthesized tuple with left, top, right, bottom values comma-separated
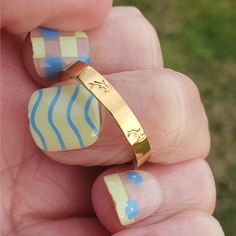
(84, 95, 99, 137)
(30, 90, 48, 151)
(48, 87, 65, 150)
(67, 85, 85, 148)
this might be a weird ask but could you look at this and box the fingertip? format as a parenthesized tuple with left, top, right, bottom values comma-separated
(112, 211, 225, 236)
(44, 0, 113, 31)
(92, 168, 162, 232)
(23, 28, 91, 87)
(3, 0, 113, 34)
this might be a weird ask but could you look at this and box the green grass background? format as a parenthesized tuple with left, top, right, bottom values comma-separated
(114, 0, 236, 234)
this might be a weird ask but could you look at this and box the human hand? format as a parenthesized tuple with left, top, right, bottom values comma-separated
(1, 0, 224, 235)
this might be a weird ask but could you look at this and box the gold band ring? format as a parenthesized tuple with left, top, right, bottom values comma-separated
(61, 61, 151, 168)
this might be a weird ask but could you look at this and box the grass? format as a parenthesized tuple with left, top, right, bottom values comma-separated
(114, 0, 236, 234)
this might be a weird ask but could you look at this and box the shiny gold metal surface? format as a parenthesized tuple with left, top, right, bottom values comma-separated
(61, 61, 151, 168)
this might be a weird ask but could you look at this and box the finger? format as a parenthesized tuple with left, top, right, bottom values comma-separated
(92, 160, 215, 232)
(28, 69, 209, 166)
(23, 7, 163, 86)
(3, 155, 103, 220)
(14, 218, 109, 236)
(113, 211, 224, 236)
(1, 30, 105, 227)
(1, 0, 112, 33)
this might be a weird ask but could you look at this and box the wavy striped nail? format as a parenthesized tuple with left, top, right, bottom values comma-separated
(104, 171, 162, 226)
(31, 27, 90, 79)
(28, 84, 100, 151)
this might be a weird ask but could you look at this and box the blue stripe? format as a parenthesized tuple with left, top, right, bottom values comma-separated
(67, 85, 85, 147)
(45, 57, 63, 78)
(30, 90, 48, 151)
(78, 56, 91, 64)
(84, 95, 99, 136)
(41, 28, 59, 38)
(48, 87, 65, 150)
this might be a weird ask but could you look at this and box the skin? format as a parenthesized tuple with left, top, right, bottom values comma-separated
(1, 1, 225, 235)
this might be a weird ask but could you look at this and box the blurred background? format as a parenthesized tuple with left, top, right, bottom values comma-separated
(114, 0, 236, 234)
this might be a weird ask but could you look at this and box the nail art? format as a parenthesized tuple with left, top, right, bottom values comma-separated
(104, 171, 161, 226)
(127, 171, 143, 185)
(28, 84, 100, 151)
(104, 173, 138, 225)
(31, 27, 90, 79)
(125, 200, 140, 220)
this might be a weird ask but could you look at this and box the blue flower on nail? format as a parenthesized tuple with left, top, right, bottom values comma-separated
(125, 200, 140, 220)
(127, 171, 143, 184)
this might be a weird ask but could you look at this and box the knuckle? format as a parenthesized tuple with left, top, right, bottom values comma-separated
(111, 7, 163, 68)
(85, 0, 112, 24)
(127, 7, 162, 68)
(126, 7, 158, 41)
(119, 6, 157, 39)
(122, 6, 144, 17)
(174, 70, 202, 103)
(188, 211, 224, 236)
(176, 72, 211, 158)
(156, 69, 210, 160)
(161, 69, 202, 107)
(201, 215, 220, 234)
(196, 160, 216, 213)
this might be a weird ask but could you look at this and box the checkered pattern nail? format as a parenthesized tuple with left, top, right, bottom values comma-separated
(31, 27, 90, 79)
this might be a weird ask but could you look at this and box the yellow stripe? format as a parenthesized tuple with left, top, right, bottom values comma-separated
(29, 125, 42, 149)
(74, 31, 88, 38)
(59, 36, 78, 57)
(104, 174, 134, 226)
(70, 85, 99, 147)
(28, 89, 60, 151)
(88, 93, 100, 132)
(28, 92, 42, 149)
(52, 86, 82, 150)
(31, 37, 46, 58)
(35, 88, 61, 151)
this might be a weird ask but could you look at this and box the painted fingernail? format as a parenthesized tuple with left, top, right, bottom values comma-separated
(104, 171, 162, 226)
(28, 84, 100, 151)
(31, 27, 90, 79)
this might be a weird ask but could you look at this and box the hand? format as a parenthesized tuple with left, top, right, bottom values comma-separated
(1, 0, 224, 235)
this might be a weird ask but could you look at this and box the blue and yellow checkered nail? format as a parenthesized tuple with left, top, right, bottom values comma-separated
(31, 27, 90, 79)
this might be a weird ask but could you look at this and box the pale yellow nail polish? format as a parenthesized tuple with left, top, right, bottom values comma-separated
(28, 84, 100, 151)
(104, 171, 162, 226)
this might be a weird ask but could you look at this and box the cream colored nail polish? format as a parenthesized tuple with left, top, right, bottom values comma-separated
(104, 171, 162, 226)
(31, 27, 90, 79)
(28, 84, 100, 151)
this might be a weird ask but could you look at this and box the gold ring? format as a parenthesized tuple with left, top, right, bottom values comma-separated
(61, 61, 151, 168)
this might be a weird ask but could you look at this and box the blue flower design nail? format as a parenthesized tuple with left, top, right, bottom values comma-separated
(127, 171, 143, 184)
(125, 200, 140, 220)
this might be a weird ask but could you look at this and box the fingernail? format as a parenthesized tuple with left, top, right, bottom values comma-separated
(104, 171, 162, 226)
(28, 84, 100, 151)
(31, 27, 90, 79)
